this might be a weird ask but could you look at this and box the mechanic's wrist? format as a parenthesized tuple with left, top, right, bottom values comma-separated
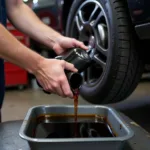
(27, 55, 45, 76)
(43, 32, 63, 50)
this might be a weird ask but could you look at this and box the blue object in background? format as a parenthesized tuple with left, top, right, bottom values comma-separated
(0, 0, 7, 109)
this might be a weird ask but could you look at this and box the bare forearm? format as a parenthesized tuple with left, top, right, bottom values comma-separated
(0, 24, 44, 74)
(6, 1, 62, 49)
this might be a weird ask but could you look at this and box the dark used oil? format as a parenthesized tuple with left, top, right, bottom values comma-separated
(73, 89, 79, 137)
(33, 115, 115, 138)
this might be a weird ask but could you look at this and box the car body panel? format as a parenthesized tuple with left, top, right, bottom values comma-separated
(127, 0, 150, 25)
(126, 0, 150, 39)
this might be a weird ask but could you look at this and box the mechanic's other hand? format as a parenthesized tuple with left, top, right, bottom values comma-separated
(35, 58, 78, 98)
(53, 36, 88, 55)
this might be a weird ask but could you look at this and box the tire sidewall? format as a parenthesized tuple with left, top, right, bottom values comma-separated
(66, 0, 121, 102)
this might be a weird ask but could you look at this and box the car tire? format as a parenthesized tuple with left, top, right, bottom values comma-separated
(66, 0, 144, 104)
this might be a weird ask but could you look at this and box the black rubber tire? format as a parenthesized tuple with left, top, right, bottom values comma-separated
(66, 0, 144, 104)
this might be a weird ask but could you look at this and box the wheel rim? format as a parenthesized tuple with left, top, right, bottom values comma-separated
(70, 0, 110, 87)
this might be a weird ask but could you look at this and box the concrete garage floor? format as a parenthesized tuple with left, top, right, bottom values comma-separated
(1, 77, 150, 133)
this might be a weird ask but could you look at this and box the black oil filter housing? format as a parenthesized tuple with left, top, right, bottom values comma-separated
(37, 48, 92, 93)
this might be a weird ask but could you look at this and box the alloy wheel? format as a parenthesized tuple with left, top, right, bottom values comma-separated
(70, 0, 110, 86)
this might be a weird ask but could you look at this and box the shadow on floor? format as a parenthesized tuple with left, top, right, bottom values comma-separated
(111, 97, 150, 132)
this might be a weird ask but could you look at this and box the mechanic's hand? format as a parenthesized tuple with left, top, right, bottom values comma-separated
(52, 36, 88, 55)
(35, 58, 78, 98)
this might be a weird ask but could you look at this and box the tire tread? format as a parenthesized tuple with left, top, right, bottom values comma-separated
(104, 0, 143, 103)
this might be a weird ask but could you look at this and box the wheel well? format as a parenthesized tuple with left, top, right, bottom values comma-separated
(62, 0, 74, 33)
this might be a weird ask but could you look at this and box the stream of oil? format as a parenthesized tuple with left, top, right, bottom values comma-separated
(73, 89, 79, 137)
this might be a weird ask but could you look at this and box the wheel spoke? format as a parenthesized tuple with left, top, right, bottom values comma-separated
(96, 42, 107, 56)
(93, 54, 106, 69)
(92, 11, 104, 27)
(86, 67, 92, 84)
(89, 4, 99, 22)
(78, 10, 84, 24)
(82, 70, 88, 84)
(75, 16, 82, 31)
(75, 10, 85, 31)
(80, 72, 85, 83)
(82, 67, 93, 84)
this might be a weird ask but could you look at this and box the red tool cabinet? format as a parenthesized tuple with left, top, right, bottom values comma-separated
(4, 20, 29, 88)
